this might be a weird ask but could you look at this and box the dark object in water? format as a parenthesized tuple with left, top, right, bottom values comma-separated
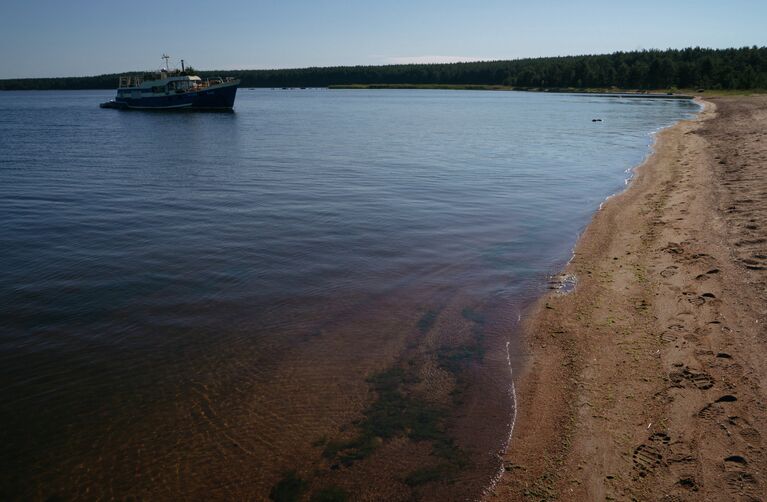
(592, 118, 603, 122)
(99, 100, 126, 109)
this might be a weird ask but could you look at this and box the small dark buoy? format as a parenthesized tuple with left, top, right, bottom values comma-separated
(592, 118, 602, 122)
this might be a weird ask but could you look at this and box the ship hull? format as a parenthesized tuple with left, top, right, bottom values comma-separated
(107, 81, 238, 110)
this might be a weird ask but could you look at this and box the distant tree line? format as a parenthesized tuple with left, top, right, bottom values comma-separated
(2, 47, 766, 91)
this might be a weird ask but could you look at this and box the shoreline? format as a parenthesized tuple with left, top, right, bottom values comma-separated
(327, 84, 697, 99)
(481, 100, 702, 500)
(5, 86, 746, 101)
(490, 95, 767, 500)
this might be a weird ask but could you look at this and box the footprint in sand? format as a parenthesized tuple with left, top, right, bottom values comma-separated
(688, 371, 715, 390)
(649, 432, 671, 445)
(681, 292, 717, 306)
(632, 432, 682, 479)
(632, 443, 664, 477)
(723, 455, 760, 497)
(698, 402, 724, 420)
(660, 332, 678, 344)
(663, 243, 685, 255)
(668, 367, 714, 390)
(694, 268, 720, 281)
(683, 293, 706, 306)
(661, 265, 679, 278)
(697, 395, 740, 422)
(724, 416, 762, 444)
(675, 476, 699, 491)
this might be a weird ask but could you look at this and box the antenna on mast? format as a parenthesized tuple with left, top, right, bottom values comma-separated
(161, 54, 170, 71)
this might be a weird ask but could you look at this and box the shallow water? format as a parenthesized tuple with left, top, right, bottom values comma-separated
(0, 89, 698, 500)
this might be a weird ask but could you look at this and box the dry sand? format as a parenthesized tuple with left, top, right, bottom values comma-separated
(490, 96, 767, 501)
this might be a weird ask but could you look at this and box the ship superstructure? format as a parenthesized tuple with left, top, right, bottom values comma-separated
(101, 55, 239, 110)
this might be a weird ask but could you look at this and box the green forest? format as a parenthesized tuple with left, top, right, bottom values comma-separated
(2, 47, 766, 91)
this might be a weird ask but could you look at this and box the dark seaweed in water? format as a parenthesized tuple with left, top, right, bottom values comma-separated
(418, 309, 439, 334)
(321, 367, 468, 473)
(270, 471, 308, 502)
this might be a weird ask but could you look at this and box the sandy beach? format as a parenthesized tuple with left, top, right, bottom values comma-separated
(491, 95, 767, 501)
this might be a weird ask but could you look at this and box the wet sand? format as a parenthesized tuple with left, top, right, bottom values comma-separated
(491, 96, 767, 500)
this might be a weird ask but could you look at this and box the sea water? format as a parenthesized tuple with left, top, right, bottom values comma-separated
(0, 89, 698, 500)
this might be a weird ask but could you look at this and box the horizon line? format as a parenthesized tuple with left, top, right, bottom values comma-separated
(2, 45, 764, 81)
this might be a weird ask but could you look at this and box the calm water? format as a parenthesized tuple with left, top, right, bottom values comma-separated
(0, 89, 697, 500)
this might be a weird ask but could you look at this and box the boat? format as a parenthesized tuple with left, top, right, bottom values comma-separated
(100, 55, 239, 111)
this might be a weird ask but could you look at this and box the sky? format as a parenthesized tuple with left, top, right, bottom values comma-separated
(1, 0, 765, 79)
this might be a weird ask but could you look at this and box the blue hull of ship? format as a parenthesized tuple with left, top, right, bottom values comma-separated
(113, 83, 238, 110)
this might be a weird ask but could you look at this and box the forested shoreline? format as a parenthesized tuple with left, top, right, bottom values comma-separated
(2, 47, 765, 91)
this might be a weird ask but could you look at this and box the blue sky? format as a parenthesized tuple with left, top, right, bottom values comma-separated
(1, 0, 765, 78)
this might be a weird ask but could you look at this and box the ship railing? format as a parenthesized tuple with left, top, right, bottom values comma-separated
(117, 75, 234, 90)
(190, 77, 237, 90)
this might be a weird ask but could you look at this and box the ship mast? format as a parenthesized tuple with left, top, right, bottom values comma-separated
(161, 53, 170, 71)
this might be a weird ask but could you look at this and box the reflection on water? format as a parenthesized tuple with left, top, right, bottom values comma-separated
(0, 89, 698, 500)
